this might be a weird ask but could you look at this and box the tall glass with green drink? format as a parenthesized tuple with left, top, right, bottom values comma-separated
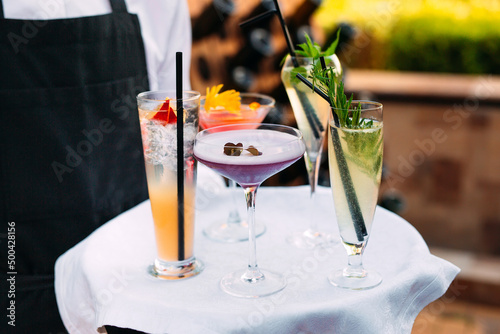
(281, 54, 342, 248)
(327, 101, 383, 290)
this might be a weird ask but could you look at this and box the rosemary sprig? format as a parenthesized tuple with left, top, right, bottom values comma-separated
(309, 65, 373, 129)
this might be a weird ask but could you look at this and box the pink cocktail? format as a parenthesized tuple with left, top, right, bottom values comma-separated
(199, 93, 274, 129)
(199, 93, 275, 243)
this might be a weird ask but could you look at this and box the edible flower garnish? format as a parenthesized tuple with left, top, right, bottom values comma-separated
(223, 142, 262, 156)
(249, 102, 261, 110)
(151, 98, 177, 124)
(205, 84, 241, 113)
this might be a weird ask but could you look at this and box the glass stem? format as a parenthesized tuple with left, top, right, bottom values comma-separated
(242, 185, 264, 283)
(307, 154, 321, 233)
(344, 253, 366, 278)
(227, 179, 241, 224)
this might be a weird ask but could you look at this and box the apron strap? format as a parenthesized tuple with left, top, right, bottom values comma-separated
(110, 0, 128, 13)
(0, 1, 4, 19)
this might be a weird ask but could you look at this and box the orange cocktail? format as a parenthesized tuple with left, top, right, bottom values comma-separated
(137, 90, 203, 280)
(147, 170, 195, 262)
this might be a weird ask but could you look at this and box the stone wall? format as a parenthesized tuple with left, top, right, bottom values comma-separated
(347, 70, 500, 255)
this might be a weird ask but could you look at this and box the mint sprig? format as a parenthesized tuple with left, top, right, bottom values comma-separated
(281, 29, 341, 66)
(295, 29, 341, 58)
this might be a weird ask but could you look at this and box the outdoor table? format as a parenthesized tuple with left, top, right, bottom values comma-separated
(55, 176, 459, 334)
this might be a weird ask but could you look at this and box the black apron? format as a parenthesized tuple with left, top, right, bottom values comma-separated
(0, 1, 149, 332)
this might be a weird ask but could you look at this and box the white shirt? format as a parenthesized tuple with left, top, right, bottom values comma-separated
(3, 0, 192, 90)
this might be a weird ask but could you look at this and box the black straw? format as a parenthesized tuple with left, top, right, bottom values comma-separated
(239, 9, 275, 29)
(296, 72, 367, 241)
(271, 0, 298, 67)
(295, 72, 331, 137)
(241, 1, 299, 67)
(330, 130, 368, 241)
(319, 56, 340, 127)
(295, 73, 330, 104)
(176, 52, 185, 260)
(240, 1, 321, 138)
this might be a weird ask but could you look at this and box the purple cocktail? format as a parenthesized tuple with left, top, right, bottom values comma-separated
(194, 129, 304, 187)
(194, 124, 305, 298)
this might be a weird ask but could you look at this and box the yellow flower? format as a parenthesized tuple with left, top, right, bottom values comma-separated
(204, 84, 241, 113)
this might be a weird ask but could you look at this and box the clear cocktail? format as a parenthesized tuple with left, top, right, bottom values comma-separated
(137, 90, 204, 280)
(281, 55, 342, 248)
(327, 101, 383, 289)
(194, 123, 305, 297)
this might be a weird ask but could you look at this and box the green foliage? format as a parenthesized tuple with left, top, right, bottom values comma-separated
(388, 15, 500, 74)
(295, 29, 341, 58)
(314, 0, 500, 74)
(285, 29, 341, 85)
(342, 126, 384, 182)
(310, 65, 373, 129)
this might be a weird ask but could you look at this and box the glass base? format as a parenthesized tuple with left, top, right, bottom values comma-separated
(203, 220, 266, 243)
(149, 257, 204, 280)
(328, 268, 382, 290)
(220, 268, 286, 298)
(286, 229, 331, 249)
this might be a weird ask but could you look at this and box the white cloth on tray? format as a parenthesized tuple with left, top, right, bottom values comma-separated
(55, 185, 459, 334)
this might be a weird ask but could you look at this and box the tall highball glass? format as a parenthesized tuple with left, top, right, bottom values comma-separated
(137, 90, 204, 280)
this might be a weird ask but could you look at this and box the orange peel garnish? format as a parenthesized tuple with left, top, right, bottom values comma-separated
(205, 84, 241, 113)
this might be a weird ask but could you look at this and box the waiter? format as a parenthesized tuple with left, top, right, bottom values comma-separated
(0, 0, 192, 332)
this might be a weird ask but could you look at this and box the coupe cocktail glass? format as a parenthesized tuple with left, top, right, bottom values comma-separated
(281, 55, 343, 248)
(194, 123, 305, 297)
(137, 90, 204, 280)
(327, 101, 383, 290)
(199, 93, 275, 242)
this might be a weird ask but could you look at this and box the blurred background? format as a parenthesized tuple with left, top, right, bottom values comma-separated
(186, 1, 500, 332)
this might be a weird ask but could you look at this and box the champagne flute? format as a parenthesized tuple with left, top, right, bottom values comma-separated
(194, 123, 305, 297)
(327, 101, 383, 290)
(281, 55, 343, 248)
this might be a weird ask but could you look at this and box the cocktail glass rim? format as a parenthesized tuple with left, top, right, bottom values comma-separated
(137, 90, 201, 104)
(196, 122, 303, 149)
(331, 100, 383, 114)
